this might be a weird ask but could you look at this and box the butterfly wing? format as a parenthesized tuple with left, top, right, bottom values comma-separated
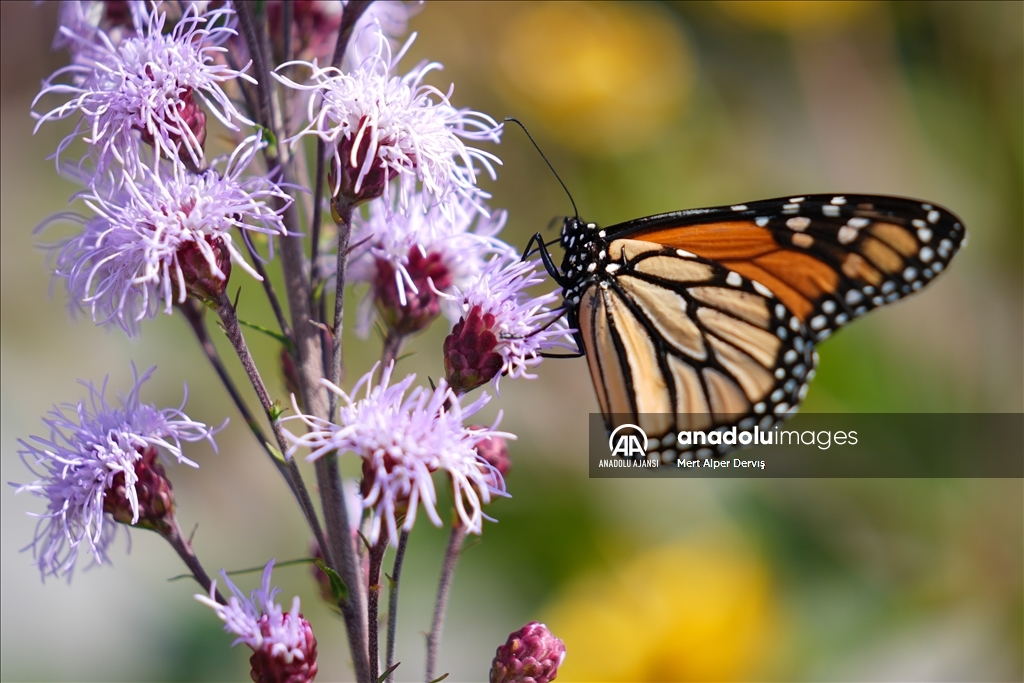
(576, 240, 816, 461)
(605, 194, 966, 342)
(576, 194, 965, 459)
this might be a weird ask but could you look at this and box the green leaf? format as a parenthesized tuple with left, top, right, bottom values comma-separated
(427, 674, 449, 683)
(237, 318, 293, 350)
(269, 400, 286, 422)
(266, 442, 287, 464)
(314, 558, 349, 602)
(377, 662, 401, 683)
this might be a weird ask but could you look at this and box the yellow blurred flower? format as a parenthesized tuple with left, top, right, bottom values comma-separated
(718, 1, 874, 33)
(495, 1, 693, 156)
(544, 540, 784, 681)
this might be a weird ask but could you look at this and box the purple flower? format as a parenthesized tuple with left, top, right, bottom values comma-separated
(49, 135, 291, 336)
(346, 191, 513, 337)
(444, 256, 574, 393)
(281, 363, 511, 546)
(52, 1, 143, 60)
(274, 27, 501, 210)
(34, 2, 254, 182)
(196, 560, 319, 683)
(11, 366, 218, 581)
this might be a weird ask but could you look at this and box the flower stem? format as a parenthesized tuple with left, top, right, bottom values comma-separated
(239, 231, 292, 342)
(163, 517, 226, 605)
(425, 523, 467, 681)
(331, 198, 353, 393)
(367, 531, 390, 683)
(235, 6, 372, 680)
(385, 530, 409, 683)
(211, 293, 330, 579)
(179, 299, 273, 455)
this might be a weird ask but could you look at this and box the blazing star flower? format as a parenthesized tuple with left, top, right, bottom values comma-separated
(443, 256, 574, 393)
(267, 0, 419, 65)
(344, 191, 513, 337)
(34, 2, 253, 181)
(52, 0, 143, 61)
(49, 135, 290, 336)
(273, 26, 501, 210)
(281, 363, 511, 547)
(11, 366, 218, 581)
(196, 560, 319, 683)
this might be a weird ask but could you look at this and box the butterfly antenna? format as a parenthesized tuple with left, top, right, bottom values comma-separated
(504, 116, 578, 219)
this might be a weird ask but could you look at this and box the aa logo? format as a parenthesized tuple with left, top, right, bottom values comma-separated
(608, 424, 648, 458)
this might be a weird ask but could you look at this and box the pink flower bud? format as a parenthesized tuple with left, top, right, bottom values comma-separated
(490, 621, 566, 683)
(176, 234, 232, 303)
(374, 247, 452, 336)
(103, 445, 176, 534)
(247, 612, 318, 683)
(444, 305, 504, 394)
(328, 116, 399, 207)
(474, 432, 511, 477)
(138, 86, 208, 171)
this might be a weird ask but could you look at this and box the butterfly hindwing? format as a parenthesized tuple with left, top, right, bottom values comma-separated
(575, 239, 817, 460)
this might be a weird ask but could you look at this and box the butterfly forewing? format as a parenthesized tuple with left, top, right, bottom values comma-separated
(606, 194, 966, 342)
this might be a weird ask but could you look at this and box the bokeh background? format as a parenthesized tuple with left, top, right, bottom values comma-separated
(2, 1, 1021, 681)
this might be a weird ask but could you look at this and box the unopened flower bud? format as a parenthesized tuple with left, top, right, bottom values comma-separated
(329, 116, 398, 207)
(103, 445, 176, 534)
(139, 87, 208, 172)
(248, 611, 318, 683)
(444, 305, 504, 394)
(177, 235, 231, 303)
(267, 0, 341, 63)
(474, 432, 511, 477)
(374, 248, 452, 336)
(490, 622, 566, 683)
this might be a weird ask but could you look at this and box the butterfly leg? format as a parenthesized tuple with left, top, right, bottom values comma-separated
(523, 232, 569, 288)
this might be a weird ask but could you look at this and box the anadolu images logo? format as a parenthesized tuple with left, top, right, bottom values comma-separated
(609, 424, 648, 458)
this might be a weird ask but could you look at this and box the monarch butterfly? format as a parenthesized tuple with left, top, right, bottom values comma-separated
(528, 194, 966, 462)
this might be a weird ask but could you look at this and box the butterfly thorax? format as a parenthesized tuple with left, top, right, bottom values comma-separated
(559, 216, 613, 304)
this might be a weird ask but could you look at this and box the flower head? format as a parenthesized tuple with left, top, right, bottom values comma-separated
(196, 560, 318, 683)
(49, 135, 290, 336)
(281, 363, 511, 546)
(444, 256, 574, 393)
(11, 365, 218, 581)
(267, 0, 419, 65)
(34, 2, 253, 181)
(274, 27, 501, 210)
(52, 0, 143, 60)
(490, 622, 566, 683)
(346, 191, 512, 337)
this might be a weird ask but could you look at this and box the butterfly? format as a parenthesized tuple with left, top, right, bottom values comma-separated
(528, 194, 966, 462)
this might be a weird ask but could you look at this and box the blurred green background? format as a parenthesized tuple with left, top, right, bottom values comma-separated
(2, 2, 1021, 681)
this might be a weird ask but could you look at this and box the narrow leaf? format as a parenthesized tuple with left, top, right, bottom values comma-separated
(315, 558, 349, 602)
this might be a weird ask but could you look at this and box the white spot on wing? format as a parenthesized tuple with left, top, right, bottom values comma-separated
(731, 204, 748, 211)
(786, 216, 811, 231)
(838, 226, 859, 244)
(927, 210, 940, 224)
(751, 280, 773, 298)
(831, 196, 847, 205)
(726, 271, 742, 287)
(822, 205, 840, 217)
(755, 217, 770, 227)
